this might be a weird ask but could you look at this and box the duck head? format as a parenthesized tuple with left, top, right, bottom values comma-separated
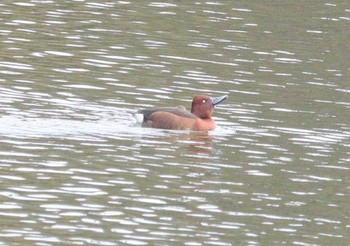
(191, 95, 228, 119)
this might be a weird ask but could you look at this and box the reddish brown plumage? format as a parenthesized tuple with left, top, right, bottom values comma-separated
(138, 95, 227, 131)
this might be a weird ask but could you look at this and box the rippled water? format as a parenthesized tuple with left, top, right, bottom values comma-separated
(0, 1, 349, 245)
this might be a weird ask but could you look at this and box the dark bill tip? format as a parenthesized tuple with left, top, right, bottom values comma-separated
(212, 95, 228, 106)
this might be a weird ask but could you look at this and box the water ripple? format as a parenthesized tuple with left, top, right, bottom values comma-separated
(0, 1, 348, 245)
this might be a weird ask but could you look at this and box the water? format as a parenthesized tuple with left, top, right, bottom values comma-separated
(0, 1, 349, 245)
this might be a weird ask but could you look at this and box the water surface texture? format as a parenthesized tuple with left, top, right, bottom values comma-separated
(0, 1, 349, 245)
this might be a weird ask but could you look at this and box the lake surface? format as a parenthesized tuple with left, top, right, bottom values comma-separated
(0, 1, 349, 245)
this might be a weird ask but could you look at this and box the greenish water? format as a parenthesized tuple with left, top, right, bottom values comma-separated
(0, 1, 349, 245)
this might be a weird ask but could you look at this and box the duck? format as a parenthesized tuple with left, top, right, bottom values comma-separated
(136, 95, 228, 131)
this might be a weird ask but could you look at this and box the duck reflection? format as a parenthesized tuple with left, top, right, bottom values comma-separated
(166, 131, 214, 157)
(184, 132, 214, 156)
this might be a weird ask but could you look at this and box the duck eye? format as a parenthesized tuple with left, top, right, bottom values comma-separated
(202, 99, 206, 103)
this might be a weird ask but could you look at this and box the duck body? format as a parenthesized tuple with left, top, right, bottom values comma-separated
(137, 95, 227, 131)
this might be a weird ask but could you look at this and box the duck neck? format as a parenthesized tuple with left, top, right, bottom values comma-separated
(191, 108, 212, 119)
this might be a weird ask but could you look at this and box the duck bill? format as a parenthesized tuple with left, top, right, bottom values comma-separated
(212, 95, 228, 106)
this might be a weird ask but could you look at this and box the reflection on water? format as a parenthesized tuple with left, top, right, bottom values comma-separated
(1, 0, 349, 245)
